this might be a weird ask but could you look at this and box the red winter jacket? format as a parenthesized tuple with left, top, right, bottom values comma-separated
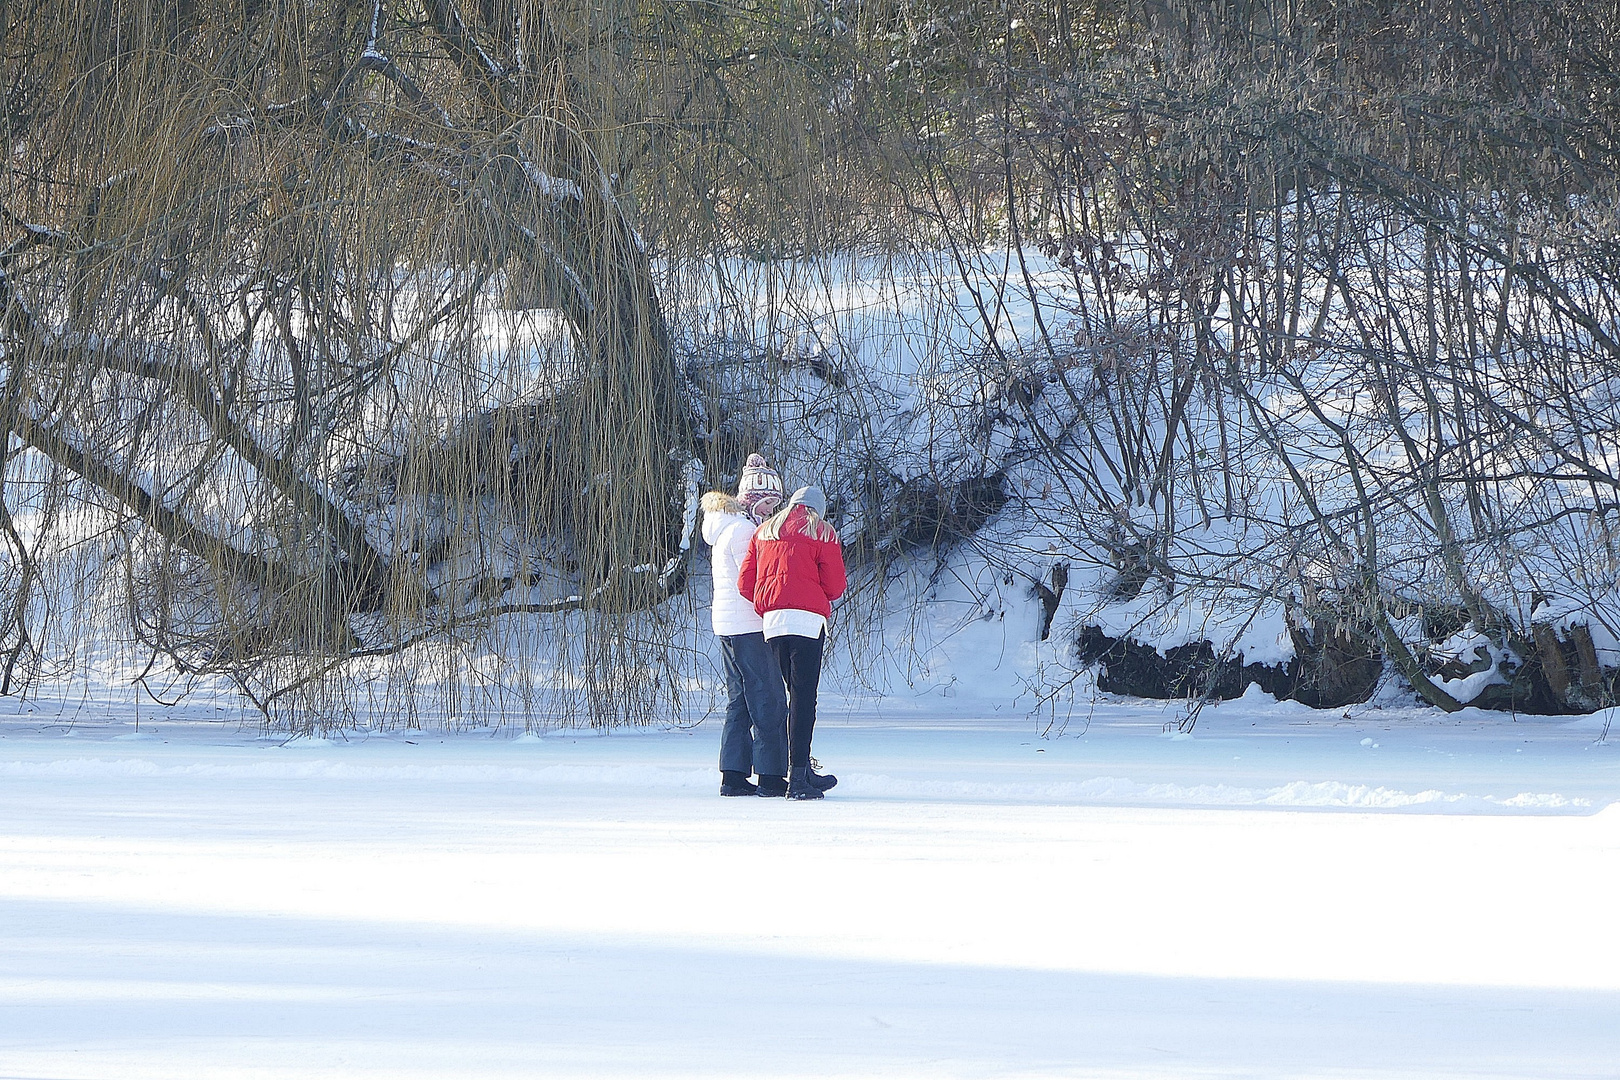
(737, 506, 848, 619)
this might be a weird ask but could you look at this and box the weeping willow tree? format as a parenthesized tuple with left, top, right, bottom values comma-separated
(0, 0, 702, 725)
(0, 0, 950, 729)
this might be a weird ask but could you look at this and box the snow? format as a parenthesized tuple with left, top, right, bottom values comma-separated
(519, 162, 585, 203)
(3, 697, 1618, 1078)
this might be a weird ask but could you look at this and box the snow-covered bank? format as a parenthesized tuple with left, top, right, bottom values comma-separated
(3, 701, 1617, 1078)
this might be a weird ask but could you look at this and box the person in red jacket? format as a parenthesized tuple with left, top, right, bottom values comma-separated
(737, 485, 847, 800)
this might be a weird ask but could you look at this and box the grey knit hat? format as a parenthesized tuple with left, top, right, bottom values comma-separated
(786, 485, 826, 517)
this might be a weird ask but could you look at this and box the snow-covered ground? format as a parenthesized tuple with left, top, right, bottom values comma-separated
(3, 691, 1618, 1079)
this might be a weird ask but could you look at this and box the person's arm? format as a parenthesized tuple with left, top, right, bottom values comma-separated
(819, 533, 848, 603)
(737, 533, 759, 604)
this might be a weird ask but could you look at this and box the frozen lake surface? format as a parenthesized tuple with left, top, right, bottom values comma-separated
(2, 693, 1618, 1078)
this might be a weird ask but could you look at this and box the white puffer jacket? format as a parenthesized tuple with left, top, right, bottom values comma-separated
(701, 492, 765, 636)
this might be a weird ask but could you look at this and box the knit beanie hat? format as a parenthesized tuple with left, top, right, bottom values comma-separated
(736, 454, 784, 522)
(786, 485, 826, 518)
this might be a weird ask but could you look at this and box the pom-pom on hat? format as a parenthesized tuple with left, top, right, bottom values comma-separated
(736, 453, 784, 522)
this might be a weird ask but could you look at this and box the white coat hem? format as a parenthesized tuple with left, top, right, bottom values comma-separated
(762, 609, 827, 641)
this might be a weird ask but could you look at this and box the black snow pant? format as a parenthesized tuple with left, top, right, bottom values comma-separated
(772, 631, 825, 771)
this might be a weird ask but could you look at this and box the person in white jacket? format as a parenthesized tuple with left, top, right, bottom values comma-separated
(700, 454, 789, 796)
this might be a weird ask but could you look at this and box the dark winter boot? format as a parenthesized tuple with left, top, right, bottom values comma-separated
(787, 766, 825, 800)
(805, 758, 837, 792)
(756, 775, 788, 798)
(720, 771, 759, 797)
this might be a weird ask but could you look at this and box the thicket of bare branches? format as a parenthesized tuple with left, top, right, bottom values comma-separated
(891, 0, 1620, 713)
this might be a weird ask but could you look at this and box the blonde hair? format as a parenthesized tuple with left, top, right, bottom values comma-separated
(758, 503, 838, 543)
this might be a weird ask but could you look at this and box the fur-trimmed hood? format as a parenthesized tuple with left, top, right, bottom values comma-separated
(701, 491, 744, 516)
(701, 490, 752, 550)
